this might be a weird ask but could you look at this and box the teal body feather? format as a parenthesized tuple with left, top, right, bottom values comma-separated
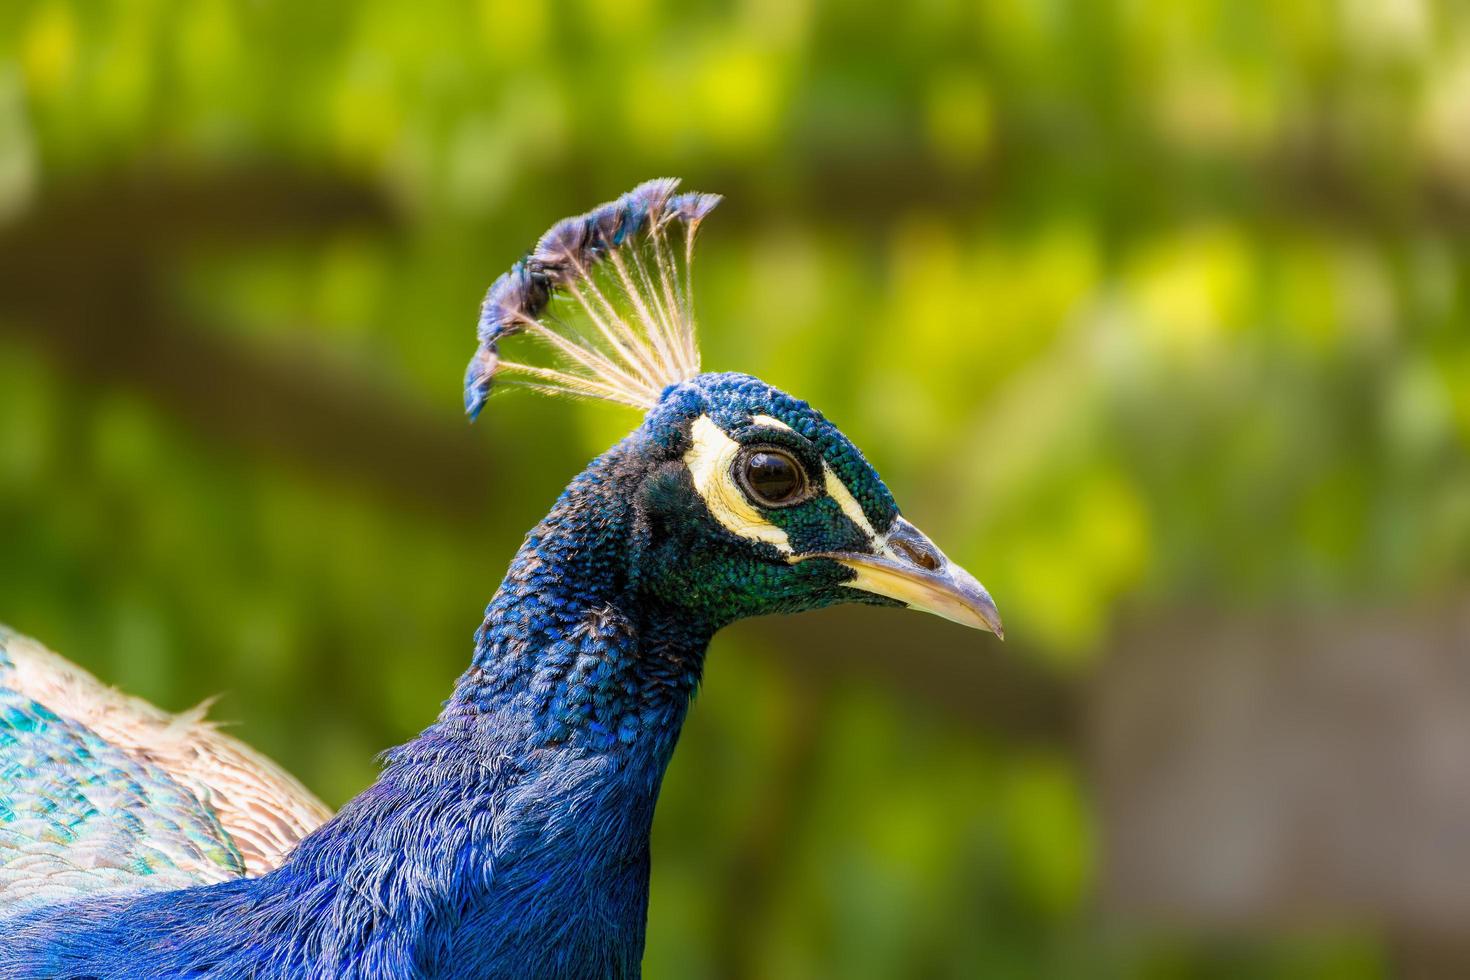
(0, 629, 246, 910)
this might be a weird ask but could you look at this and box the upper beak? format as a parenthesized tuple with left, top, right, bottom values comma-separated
(811, 517, 1003, 637)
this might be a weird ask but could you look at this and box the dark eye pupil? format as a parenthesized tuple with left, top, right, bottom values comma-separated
(743, 450, 802, 504)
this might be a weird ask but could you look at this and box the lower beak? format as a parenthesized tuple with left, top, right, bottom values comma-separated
(812, 517, 1003, 637)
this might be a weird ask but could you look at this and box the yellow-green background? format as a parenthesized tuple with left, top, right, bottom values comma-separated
(2, 1, 1467, 976)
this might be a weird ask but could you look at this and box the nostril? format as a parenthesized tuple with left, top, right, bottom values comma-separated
(893, 538, 941, 572)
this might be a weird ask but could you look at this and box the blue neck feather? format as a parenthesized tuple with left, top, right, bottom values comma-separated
(450, 425, 712, 757)
(5, 427, 711, 980)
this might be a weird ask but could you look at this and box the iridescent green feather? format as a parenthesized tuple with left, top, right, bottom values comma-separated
(0, 630, 247, 916)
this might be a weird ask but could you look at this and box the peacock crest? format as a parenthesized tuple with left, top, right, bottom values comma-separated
(464, 178, 722, 417)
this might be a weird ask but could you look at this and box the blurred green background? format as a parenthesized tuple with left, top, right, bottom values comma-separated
(2, 1, 1469, 977)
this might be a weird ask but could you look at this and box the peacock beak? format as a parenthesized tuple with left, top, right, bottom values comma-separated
(819, 517, 1003, 637)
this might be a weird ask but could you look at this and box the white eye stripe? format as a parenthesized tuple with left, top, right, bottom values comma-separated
(684, 416, 793, 554)
(822, 464, 878, 542)
(684, 413, 880, 553)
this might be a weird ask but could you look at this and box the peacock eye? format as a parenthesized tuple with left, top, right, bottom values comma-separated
(736, 447, 808, 508)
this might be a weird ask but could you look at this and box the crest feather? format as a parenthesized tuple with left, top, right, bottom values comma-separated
(465, 178, 722, 418)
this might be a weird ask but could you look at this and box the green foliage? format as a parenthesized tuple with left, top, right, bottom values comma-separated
(4, 1, 1468, 975)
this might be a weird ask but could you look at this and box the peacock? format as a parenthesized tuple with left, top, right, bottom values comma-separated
(0, 180, 1001, 978)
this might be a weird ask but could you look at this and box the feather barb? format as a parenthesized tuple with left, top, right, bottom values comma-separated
(464, 179, 722, 419)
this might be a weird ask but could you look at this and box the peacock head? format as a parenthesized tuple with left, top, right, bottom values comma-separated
(463, 180, 1001, 638)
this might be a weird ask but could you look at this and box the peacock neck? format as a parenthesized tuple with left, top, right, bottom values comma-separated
(9, 424, 720, 977)
(450, 432, 713, 758)
(252, 434, 712, 975)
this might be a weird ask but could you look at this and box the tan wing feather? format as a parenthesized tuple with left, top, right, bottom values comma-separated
(3, 632, 331, 875)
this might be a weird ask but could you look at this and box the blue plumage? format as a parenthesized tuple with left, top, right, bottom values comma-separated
(0, 185, 1001, 978)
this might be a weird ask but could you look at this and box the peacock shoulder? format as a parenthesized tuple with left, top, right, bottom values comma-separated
(0, 625, 331, 917)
